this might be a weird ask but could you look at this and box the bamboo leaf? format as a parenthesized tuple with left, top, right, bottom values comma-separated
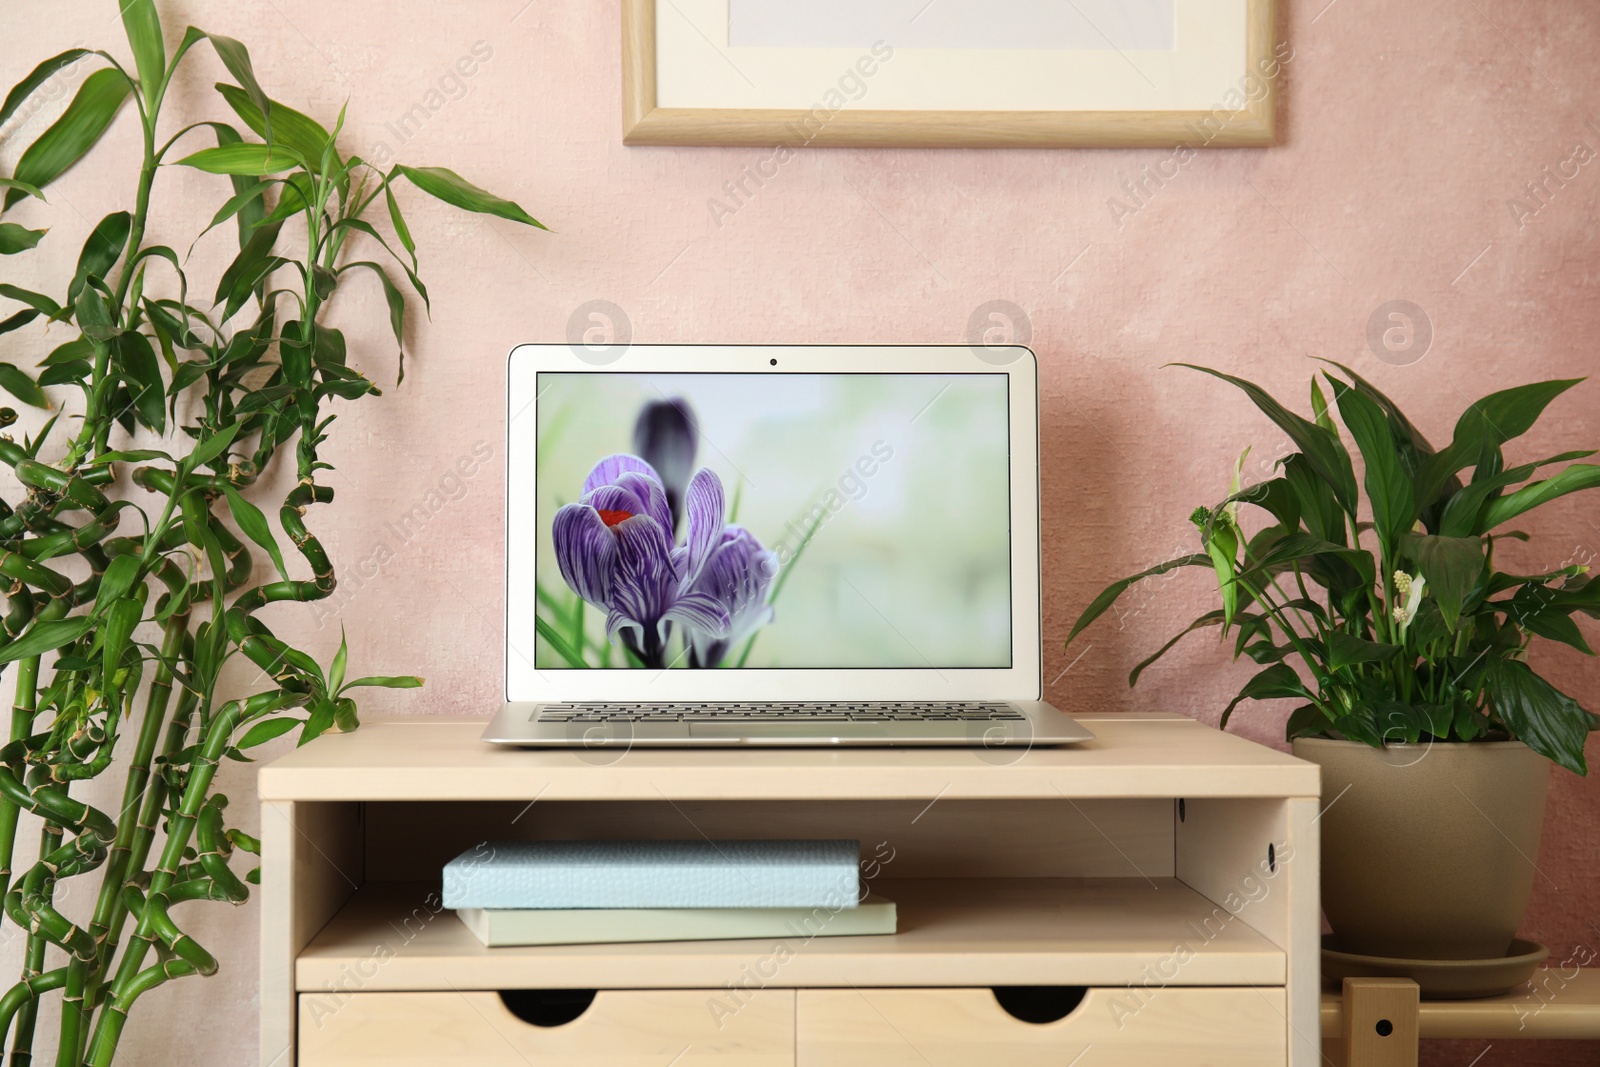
(0, 223, 46, 255)
(0, 309, 39, 337)
(0, 284, 63, 318)
(114, 331, 166, 433)
(300, 699, 337, 745)
(213, 83, 329, 169)
(0, 178, 46, 207)
(118, 0, 166, 109)
(186, 421, 241, 470)
(199, 31, 272, 140)
(0, 362, 49, 409)
(221, 485, 288, 580)
(237, 717, 299, 749)
(175, 143, 301, 176)
(93, 554, 143, 612)
(385, 183, 416, 267)
(0, 49, 91, 128)
(68, 211, 133, 305)
(330, 628, 348, 692)
(394, 165, 547, 229)
(0, 615, 94, 665)
(341, 675, 424, 689)
(8, 68, 133, 208)
(102, 596, 143, 680)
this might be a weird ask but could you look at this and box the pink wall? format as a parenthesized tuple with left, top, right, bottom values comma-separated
(3, 2, 1598, 1063)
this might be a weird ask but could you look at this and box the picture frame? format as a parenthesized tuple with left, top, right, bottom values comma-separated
(622, 0, 1281, 148)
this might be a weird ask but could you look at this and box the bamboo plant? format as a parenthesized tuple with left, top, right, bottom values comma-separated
(0, 3, 542, 1063)
(1067, 364, 1600, 774)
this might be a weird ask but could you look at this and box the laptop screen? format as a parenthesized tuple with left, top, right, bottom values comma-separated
(530, 372, 1012, 670)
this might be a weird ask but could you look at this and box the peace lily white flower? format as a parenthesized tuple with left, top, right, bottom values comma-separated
(1391, 571, 1426, 631)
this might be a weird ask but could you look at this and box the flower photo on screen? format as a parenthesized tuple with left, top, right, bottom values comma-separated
(533, 373, 1012, 669)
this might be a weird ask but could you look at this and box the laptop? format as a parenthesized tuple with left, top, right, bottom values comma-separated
(481, 344, 1092, 749)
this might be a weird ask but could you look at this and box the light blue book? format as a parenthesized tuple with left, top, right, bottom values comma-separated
(441, 839, 861, 910)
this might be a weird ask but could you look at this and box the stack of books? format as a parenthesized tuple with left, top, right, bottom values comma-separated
(441, 839, 896, 947)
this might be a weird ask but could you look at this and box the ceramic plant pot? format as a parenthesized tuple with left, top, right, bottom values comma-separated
(1293, 737, 1551, 961)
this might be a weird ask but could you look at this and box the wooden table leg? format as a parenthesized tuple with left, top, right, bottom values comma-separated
(1337, 978, 1419, 1067)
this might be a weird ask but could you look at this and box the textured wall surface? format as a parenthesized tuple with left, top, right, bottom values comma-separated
(1, 1, 1597, 1064)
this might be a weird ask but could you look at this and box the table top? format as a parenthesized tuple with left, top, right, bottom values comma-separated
(259, 712, 1319, 802)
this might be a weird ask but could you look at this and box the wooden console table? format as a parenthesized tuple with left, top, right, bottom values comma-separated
(259, 713, 1322, 1065)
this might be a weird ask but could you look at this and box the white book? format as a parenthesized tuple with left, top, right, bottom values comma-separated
(455, 898, 896, 947)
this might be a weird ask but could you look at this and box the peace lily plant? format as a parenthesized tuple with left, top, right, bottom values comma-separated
(0, 2, 540, 1063)
(1067, 363, 1600, 775)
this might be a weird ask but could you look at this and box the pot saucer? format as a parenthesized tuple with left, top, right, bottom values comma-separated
(1321, 935, 1548, 999)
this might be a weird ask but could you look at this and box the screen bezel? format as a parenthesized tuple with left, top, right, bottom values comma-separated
(505, 344, 1041, 701)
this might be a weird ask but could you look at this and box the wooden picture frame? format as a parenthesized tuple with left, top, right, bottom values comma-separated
(622, 0, 1279, 148)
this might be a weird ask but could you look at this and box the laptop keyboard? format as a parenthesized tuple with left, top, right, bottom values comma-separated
(536, 701, 1024, 723)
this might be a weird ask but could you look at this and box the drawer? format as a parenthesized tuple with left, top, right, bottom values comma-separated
(299, 989, 794, 1066)
(797, 987, 1286, 1066)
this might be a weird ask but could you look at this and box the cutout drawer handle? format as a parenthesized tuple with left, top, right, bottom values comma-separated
(498, 989, 597, 1027)
(991, 986, 1088, 1024)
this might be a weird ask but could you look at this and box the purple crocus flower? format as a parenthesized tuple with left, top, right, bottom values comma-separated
(633, 398, 697, 534)
(681, 526, 778, 668)
(553, 456, 731, 667)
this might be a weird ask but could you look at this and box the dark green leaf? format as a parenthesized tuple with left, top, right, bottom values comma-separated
(1332, 376, 1414, 545)
(0, 309, 39, 337)
(1439, 450, 1595, 537)
(1325, 632, 1400, 672)
(114, 331, 165, 432)
(0, 284, 63, 318)
(1065, 554, 1212, 645)
(1519, 610, 1595, 655)
(1129, 611, 1225, 686)
(9, 68, 133, 208)
(0, 178, 46, 205)
(0, 362, 49, 409)
(102, 596, 143, 680)
(394, 165, 546, 229)
(1479, 465, 1600, 531)
(1173, 364, 1358, 512)
(1484, 658, 1593, 775)
(0, 223, 46, 255)
(69, 211, 133, 305)
(1219, 662, 1314, 728)
(93, 554, 143, 612)
(1403, 533, 1483, 631)
(221, 485, 287, 580)
(199, 32, 272, 140)
(385, 183, 416, 266)
(74, 285, 117, 341)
